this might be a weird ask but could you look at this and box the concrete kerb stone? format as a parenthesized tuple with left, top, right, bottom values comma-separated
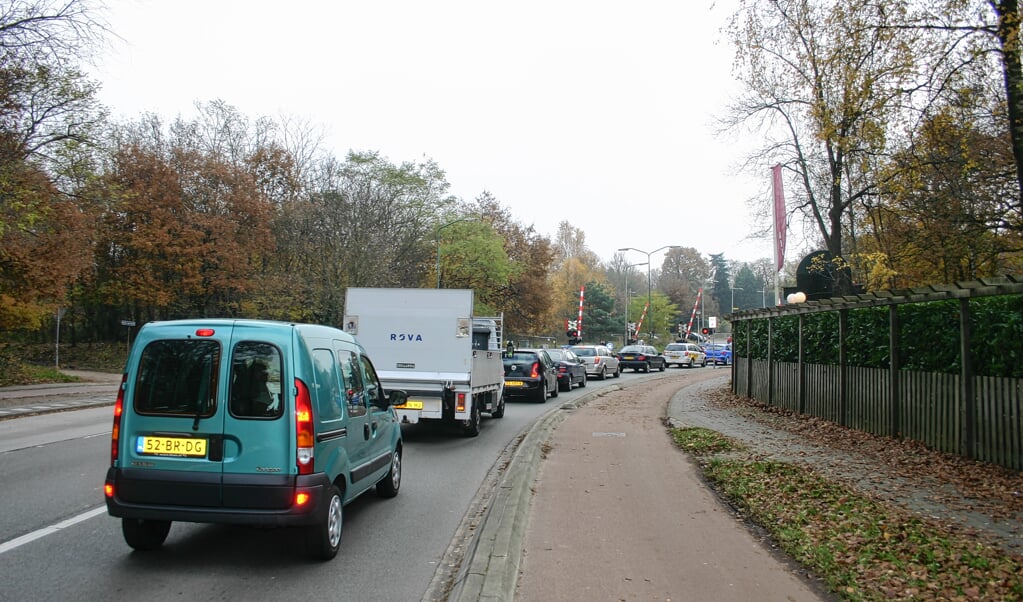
(431, 374, 691, 602)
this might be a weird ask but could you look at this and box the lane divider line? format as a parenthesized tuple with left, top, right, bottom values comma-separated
(0, 506, 107, 555)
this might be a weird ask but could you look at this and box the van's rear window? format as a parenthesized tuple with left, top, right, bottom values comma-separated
(134, 340, 221, 415)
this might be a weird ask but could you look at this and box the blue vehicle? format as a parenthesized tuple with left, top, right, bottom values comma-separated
(105, 319, 406, 560)
(704, 343, 733, 365)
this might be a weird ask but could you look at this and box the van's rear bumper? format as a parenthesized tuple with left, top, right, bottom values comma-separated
(104, 467, 331, 527)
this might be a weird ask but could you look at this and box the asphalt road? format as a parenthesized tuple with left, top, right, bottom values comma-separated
(0, 370, 650, 601)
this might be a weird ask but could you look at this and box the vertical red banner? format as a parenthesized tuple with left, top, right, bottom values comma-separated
(772, 164, 786, 272)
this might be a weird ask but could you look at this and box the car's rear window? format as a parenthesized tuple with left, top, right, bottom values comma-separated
(134, 339, 221, 416)
(572, 347, 595, 356)
(230, 342, 284, 419)
(664, 344, 684, 351)
(504, 352, 539, 364)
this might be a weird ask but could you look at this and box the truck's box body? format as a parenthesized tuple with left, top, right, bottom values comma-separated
(343, 288, 503, 436)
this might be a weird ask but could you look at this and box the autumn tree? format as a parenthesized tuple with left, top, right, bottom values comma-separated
(286, 151, 451, 325)
(862, 97, 1022, 285)
(0, 0, 107, 330)
(549, 221, 603, 332)
(658, 246, 711, 319)
(726, 1, 920, 294)
(470, 193, 556, 336)
(434, 218, 518, 313)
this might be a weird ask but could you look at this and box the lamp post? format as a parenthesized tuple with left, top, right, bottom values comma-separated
(731, 286, 744, 312)
(623, 262, 647, 344)
(436, 217, 475, 288)
(618, 246, 680, 340)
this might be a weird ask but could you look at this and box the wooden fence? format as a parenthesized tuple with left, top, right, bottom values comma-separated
(730, 276, 1023, 472)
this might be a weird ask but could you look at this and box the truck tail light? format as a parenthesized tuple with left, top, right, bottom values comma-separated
(295, 378, 314, 475)
(110, 374, 127, 465)
(456, 392, 467, 412)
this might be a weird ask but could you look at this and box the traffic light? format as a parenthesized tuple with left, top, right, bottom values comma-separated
(701, 327, 713, 336)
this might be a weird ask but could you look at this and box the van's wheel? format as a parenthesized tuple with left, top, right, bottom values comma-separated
(121, 518, 171, 551)
(463, 402, 482, 437)
(308, 485, 343, 561)
(491, 395, 505, 418)
(376, 448, 402, 498)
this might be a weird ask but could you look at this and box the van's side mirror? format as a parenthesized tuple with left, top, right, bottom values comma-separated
(384, 389, 408, 409)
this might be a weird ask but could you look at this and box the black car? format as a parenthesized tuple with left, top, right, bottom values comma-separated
(544, 347, 588, 391)
(616, 344, 667, 372)
(503, 348, 559, 403)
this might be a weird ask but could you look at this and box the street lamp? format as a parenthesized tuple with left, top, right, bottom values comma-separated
(730, 286, 744, 312)
(436, 217, 476, 288)
(618, 245, 681, 340)
(624, 262, 647, 344)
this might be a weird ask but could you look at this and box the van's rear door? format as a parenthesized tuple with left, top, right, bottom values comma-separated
(116, 322, 226, 507)
(220, 323, 295, 509)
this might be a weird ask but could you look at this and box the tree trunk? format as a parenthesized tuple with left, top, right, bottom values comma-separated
(994, 0, 1023, 217)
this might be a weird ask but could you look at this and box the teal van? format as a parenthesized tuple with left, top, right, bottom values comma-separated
(103, 319, 405, 560)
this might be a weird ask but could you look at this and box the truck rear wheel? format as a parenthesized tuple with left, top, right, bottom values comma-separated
(463, 402, 481, 436)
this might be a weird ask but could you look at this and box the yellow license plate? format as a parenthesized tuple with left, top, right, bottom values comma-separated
(397, 400, 424, 410)
(505, 380, 524, 386)
(137, 436, 207, 457)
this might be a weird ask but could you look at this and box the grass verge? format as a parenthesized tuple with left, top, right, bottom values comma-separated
(670, 426, 1023, 601)
(0, 342, 125, 386)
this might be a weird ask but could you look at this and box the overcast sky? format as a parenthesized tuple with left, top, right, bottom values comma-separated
(89, 0, 775, 265)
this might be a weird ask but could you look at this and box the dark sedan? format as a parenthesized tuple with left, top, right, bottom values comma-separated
(503, 348, 559, 403)
(616, 344, 667, 373)
(544, 347, 588, 391)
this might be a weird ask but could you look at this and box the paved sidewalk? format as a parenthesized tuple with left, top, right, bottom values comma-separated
(0, 370, 120, 418)
(446, 371, 829, 602)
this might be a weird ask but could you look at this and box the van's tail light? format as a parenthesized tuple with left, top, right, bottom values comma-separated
(110, 374, 127, 465)
(295, 378, 314, 475)
(530, 362, 541, 378)
(456, 392, 466, 412)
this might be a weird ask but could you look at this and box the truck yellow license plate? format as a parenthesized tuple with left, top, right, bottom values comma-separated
(136, 436, 207, 457)
(505, 380, 524, 386)
(398, 400, 424, 410)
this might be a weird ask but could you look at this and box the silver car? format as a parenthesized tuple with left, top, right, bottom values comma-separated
(569, 345, 621, 380)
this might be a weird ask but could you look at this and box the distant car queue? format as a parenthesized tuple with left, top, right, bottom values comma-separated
(502, 340, 732, 399)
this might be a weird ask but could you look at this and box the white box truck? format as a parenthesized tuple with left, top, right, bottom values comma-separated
(343, 288, 505, 437)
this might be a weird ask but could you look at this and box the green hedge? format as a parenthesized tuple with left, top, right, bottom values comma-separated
(733, 295, 1023, 378)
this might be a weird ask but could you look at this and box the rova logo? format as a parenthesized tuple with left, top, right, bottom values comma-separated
(390, 333, 424, 342)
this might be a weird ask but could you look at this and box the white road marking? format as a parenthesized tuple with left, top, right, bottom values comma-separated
(0, 506, 107, 555)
